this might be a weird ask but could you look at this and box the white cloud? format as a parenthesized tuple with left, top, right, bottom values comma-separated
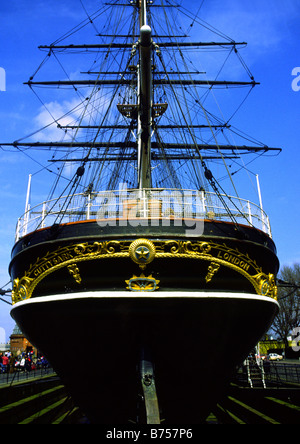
(31, 85, 115, 142)
(32, 99, 82, 142)
(0, 327, 6, 344)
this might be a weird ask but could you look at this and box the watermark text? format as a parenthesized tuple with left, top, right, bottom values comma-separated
(291, 67, 300, 92)
(0, 68, 6, 91)
(291, 327, 300, 352)
(96, 184, 205, 236)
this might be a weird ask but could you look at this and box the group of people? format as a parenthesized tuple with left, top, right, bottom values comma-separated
(0, 350, 49, 374)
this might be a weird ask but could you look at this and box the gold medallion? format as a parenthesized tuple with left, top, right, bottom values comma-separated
(128, 239, 156, 267)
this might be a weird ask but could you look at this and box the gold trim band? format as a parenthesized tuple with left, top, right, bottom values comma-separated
(12, 239, 277, 303)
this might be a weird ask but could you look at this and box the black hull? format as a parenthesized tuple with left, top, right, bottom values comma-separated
(11, 292, 278, 424)
(9, 219, 279, 423)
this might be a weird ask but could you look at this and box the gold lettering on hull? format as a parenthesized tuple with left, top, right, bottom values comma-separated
(217, 251, 250, 272)
(33, 252, 74, 278)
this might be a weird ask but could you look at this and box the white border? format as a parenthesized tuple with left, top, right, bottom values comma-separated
(11, 291, 279, 310)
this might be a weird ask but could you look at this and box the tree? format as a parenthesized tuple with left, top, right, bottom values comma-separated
(270, 263, 300, 349)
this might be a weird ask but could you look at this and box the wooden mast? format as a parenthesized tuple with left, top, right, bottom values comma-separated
(137, 0, 152, 189)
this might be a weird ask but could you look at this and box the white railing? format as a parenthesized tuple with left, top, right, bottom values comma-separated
(15, 188, 272, 242)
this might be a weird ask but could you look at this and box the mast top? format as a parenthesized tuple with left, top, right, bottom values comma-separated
(138, 0, 147, 27)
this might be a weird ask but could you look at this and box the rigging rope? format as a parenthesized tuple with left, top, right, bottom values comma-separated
(8, 0, 275, 233)
(154, 33, 256, 229)
(0, 282, 12, 305)
(155, 47, 206, 189)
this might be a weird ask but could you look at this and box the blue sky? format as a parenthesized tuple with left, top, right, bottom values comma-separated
(0, 0, 299, 339)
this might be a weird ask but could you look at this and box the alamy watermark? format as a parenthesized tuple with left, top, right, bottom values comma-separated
(291, 327, 300, 352)
(95, 184, 205, 236)
(291, 67, 300, 92)
(0, 67, 6, 91)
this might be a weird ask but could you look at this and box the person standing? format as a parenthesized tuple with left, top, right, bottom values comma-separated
(2, 354, 9, 373)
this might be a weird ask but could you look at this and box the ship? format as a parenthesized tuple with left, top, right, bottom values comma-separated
(5, 0, 281, 424)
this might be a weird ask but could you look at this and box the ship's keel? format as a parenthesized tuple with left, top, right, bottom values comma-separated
(11, 291, 278, 424)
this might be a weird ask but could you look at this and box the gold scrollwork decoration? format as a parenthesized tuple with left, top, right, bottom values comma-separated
(12, 276, 34, 304)
(153, 240, 277, 299)
(253, 273, 277, 300)
(67, 263, 82, 284)
(11, 238, 278, 304)
(125, 273, 160, 292)
(11, 241, 129, 304)
(205, 262, 220, 283)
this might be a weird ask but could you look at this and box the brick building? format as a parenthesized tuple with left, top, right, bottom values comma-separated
(10, 324, 37, 356)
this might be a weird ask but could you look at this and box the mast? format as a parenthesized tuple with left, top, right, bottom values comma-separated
(23, 174, 32, 237)
(137, 0, 152, 189)
(1, 1, 282, 195)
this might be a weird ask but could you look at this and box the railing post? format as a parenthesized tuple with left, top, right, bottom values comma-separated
(15, 218, 21, 242)
(266, 216, 272, 238)
(41, 202, 46, 228)
(22, 174, 32, 237)
(247, 200, 253, 225)
(86, 194, 91, 220)
(143, 188, 147, 218)
(256, 174, 266, 232)
(200, 189, 206, 214)
(22, 208, 30, 238)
